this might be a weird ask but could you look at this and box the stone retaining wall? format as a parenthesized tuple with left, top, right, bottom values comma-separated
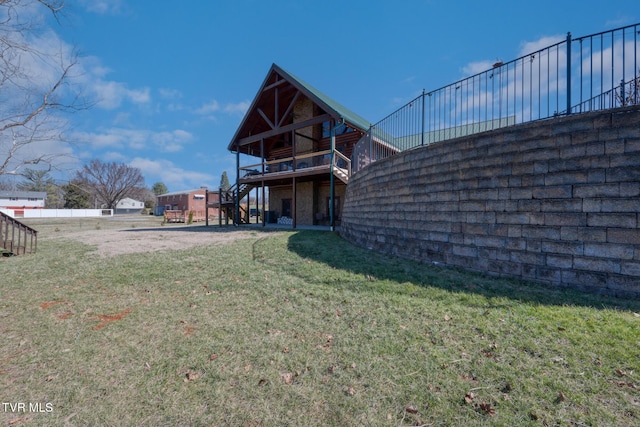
(340, 106, 640, 297)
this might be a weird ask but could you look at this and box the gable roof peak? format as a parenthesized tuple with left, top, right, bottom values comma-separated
(228, 64, 371, 151)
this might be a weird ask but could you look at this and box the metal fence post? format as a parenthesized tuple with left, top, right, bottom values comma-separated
(566, 32, 572, 115)
(421, 89, 426, 146)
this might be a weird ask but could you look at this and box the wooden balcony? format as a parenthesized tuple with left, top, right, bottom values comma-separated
(239, 149, 351, 184)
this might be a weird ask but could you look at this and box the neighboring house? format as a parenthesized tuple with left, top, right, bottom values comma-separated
(114, 198, 145, 215)
(155, 188, 220, 221)
(227, 63, 371, 228)
(0, 191, 47, 213)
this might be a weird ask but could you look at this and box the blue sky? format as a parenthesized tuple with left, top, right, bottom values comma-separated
(28, 0, 640, 191)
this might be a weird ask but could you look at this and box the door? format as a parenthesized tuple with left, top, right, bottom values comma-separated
(282, 199, 291, 218)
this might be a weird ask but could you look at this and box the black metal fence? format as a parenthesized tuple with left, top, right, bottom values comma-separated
(353, 23, 640, 174)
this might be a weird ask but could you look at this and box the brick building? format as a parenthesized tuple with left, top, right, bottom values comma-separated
(156, 188, 219, 222)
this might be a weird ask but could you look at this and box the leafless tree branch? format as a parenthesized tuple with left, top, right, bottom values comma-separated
(0, 0, 83, 177)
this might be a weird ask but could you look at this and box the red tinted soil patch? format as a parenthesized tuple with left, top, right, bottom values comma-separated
(40, 300, 66, 310)
(91, 309, 132, 330)
(56, 311, 75, 320)
(184, 326, 196, 335)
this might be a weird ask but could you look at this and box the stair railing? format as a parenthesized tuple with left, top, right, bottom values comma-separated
(0, 211, 38, 255)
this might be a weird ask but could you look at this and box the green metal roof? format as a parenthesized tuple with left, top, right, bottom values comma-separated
(228, 64, 372, 152)
(274, 64, 371, 132)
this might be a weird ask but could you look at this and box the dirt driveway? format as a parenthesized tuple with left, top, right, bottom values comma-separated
(30, 216, 263, 257)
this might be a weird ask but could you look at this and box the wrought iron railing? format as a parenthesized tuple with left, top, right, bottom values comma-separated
(353, 23, 640, 174)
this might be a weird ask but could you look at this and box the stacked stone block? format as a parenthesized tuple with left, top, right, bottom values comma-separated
(340, 106, 640, 297)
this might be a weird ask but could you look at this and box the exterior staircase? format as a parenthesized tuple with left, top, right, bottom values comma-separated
(333, 166, 349, 184)
(219, 178, 257, 224)
(332, 149, 351, 184)
(0, 210, 38, 255)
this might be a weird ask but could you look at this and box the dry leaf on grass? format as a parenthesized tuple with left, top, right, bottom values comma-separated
(404, 405, 418, 414)
(185, 371, 201, 381)
(615, 369, 627, 377)
(478, 402, 496, 416)
(554, 391, 566, 403)
(281, 372, 294, 384)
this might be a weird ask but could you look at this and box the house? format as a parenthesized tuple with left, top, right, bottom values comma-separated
(114, 198, 145, 215)
(0, 191, 47, 214)
(156, 188, 220, 222)
(226, 63, 371, 228)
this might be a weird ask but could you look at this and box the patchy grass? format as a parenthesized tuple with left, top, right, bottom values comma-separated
(1, 222, 639, 426)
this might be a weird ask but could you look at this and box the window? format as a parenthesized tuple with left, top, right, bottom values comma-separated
(322, 122, 353, 138)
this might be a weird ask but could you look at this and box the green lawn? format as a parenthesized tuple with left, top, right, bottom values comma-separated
(1, 220, 639, 426)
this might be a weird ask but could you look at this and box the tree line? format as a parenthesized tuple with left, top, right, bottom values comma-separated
(0, 2, 230, 212)
(0, 1, 169, 211)
(0, 159, 169, 210)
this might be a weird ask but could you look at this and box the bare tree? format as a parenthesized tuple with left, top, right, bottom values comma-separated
(75, 160, 145, 210)
(17, 167, 62, 207)
(616, 72, 640, 107)
(0, 0, 85, 177)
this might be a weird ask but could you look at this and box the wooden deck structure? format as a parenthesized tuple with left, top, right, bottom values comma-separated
(0, 211, 38, 255)
(226, 64, 370, 229)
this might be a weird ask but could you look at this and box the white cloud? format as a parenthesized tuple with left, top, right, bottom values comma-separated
(224, 101, 250, 115)
(460, 34, 566, 78)
(127, 87, 151, 104)
(129, 157, 214, 190)
(605, 16, 635, 29)
(159, 88, 183, 99)
(518, 35, 565, 57)
(90, 80, 151, 109)
(151, 130, 193, 152)
(79, 0, 125, 15)
(76, 131, 125, 149)
(195, 100, 221, 115)
(102, 151, 127, 162)
(462, 60, 497, 76)
(72, 128, 194, 153)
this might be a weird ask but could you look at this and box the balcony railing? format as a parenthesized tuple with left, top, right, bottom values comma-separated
(353, 23, 640, 174)
(240, 149, 345, 179)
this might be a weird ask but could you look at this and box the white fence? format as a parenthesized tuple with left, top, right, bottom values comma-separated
(0, 208, 113, 218)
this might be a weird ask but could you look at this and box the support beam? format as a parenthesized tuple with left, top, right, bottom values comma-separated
(237, 114, 331, 146)
(275, 87, 279, 126)
(261, 181, 266, 227)
(235, 145, 240, 226)
(257, 108, 275, 129)
(277, 91, 300, 128)
(292, 176, 297, 229)
(262, 77, 286, 92)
